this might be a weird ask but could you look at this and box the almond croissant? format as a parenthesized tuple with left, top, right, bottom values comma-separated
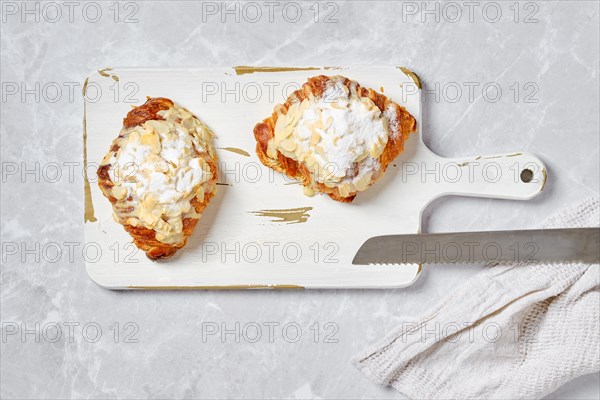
(253, 75, 417, 202)
(97, 97, 218, 260)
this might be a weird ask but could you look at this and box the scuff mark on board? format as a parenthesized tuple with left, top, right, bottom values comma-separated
(97, 67, 119, 82)
(83, 77, 97, 223)
(250, 207, 313, 224)
(398, 67, 422, 89)
(220, 147, 250, 157)
(128, 284, 305, 290)
(234, 66, 320, 76)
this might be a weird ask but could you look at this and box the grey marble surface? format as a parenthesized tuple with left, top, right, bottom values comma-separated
(1, 1, 599, 399)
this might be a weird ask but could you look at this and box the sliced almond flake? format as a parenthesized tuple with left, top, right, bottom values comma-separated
(310, 131, 321, 146)
(280, 138, 297, 152)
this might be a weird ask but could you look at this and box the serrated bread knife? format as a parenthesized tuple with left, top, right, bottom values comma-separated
(352, 228, 600, 265)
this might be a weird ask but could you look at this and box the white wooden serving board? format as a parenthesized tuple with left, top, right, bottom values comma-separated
(84, 66, 547, 290)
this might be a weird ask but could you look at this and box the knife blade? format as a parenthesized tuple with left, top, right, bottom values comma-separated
(352, 228, 600, 265)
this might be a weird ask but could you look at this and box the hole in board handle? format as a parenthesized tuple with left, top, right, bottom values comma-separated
(520, 169, 534, 183)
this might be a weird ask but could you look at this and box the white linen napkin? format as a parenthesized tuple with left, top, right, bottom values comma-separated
(353, 197, 599, 399)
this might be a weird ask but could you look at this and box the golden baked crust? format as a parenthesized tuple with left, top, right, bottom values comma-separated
(97, 97, 218, 260)
(123, 97, 173, 128)
(253, 75, 417, 202)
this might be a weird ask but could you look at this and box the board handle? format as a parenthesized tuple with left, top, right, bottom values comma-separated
(432, 152, 547, 200)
